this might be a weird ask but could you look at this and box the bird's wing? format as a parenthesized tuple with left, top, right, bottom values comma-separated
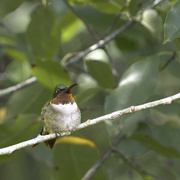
(41, 101, 50, 121)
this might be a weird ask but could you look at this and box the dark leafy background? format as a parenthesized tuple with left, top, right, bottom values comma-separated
(0, 0, 180, 180)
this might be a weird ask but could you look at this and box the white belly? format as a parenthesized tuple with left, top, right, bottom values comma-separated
(43, 102, 81, 134)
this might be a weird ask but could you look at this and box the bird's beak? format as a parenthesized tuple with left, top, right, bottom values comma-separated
(67, 83, 78, 92)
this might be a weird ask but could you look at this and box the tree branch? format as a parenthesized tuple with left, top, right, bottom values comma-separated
(0, 92, 179, 155)
(63, 0, 98, 41)
(63, 20, 135, 66)
(63, 0, 119, 85)
(113, 150, 165, 180)
(63, 0, 163, 66)
(0, 77, 37, 98)
(0, 20, 134, 98)
(151, 0, 163, 9)
(105, 2, 129, 34)
(81, 132, 125, 180)
(0, 0, 163, 98)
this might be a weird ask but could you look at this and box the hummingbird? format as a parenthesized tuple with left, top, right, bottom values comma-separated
(34, 83, 81, 149)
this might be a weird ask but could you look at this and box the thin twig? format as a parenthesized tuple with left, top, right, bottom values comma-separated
(63, 0, 99, 41)
(103, 49, 119, 85)
(105, 12, 124, 35)
(63, 20, 135, 66)
(0, 77, 37, 98)
(63, 0, 119, 85)
(105, 2, 129, 35)
(151, 0, 163, 9)
(0, 0, 163, 98)
(1, 12, 131, 99)
(81, 132, 125, 180)
(63, 0, 163, 66)
(161, 52, 176, 71)
(0, 92, 179, 155)
(113, 150, 165, 180)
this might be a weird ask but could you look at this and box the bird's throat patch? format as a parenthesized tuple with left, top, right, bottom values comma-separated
(51, 93, 75, 105)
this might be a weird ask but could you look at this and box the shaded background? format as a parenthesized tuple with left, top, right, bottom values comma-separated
(0, 0, 180, 179)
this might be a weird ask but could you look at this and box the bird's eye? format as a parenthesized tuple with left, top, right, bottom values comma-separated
(56, 89, 61, 93)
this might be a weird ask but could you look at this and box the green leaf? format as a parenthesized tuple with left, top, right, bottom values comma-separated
(4, 83, 51, 122)
(115, 36, 137, 51)
(0, 0, 23, 19)
(74, 87, 103, 106)
(26, 144, 54, 166)
(153, 125, 180, 153)
(66, 0, 93, 5)
(85, 60, 116, 89)
(5, 48, 27, 61)
(104, 55, 158, 138)
(3, 2, 36, 33)
(122, 111, 144, 136)
(136, 152, 179, 180)
(167, 58, 180, 80)
(129, 0, 152, 16)
(26, 7, 61, 57)
(92, 0, 122, 14)
(77, 7, 116, 32)
(164, 1, 180, 43)
(6, 60, 32, 83)
(128, 133, 180, 158)
(105, 55, 159, 113)
(0, 114, 39, 147)
(53, 144, 105, 180)
(32, 58, 71, 90)
(141, 9, 163, 42)
(149, 104, 180, 127)
(60, 11, 83, 42)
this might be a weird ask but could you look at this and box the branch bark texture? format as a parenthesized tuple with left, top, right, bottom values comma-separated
(0, 92, 179, 155)
(0, 77, 37, 98)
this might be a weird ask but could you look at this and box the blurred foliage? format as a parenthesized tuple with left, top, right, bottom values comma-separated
(0, 0, 180, 180)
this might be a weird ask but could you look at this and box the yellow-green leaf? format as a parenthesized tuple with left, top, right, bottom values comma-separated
(56, 136, 96, 148)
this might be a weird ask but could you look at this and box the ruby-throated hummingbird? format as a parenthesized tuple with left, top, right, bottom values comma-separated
(34, 83, 81, 149)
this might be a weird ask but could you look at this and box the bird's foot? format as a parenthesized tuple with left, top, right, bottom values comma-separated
(55, 132, 60, 138)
